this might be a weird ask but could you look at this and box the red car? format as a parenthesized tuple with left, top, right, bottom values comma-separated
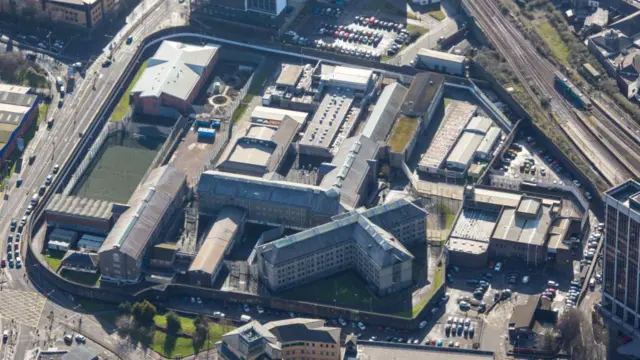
(489, 261, 495, 269)
(430, 339, 437, 346)
(546, 288, 556, 294)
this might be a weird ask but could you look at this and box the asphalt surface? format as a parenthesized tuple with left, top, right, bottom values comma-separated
(0, 1, 187, 359)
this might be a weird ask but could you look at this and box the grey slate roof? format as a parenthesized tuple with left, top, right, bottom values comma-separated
(99, 165, 185, 259)
(265, 318, 340, 344)
(46, 194, 113, 220)
(362, 82, 408, 142)
(61, 346, 98, 360)
(358, 198, 428, 229)
(189, 207, 246, 275)
(198, 171, 342, 215)
(400, 72, 444, 116)
(62, 251, 99, 268)
(319, 134, 379, 209)
(257, 200, 417, 268)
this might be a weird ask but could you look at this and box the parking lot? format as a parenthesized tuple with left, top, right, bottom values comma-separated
(288, 6, 419, 61)
(491, 133, 594, 201)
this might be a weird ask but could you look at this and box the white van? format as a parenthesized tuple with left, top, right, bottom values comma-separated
(240, 314, 252, 323)
(31, 194, 39, 206)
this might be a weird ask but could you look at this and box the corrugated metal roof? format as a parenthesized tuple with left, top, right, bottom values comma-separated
(446, 131, 484, 168)
(477, 127, 501, 155)
(46, 194, 113, 220)
(362, 83, 408, 142)
(401, 72, 444, 116)
(99, 165, 185, 259)
(418, 48, 466, 64)
(330, 66, 373, 87)
(131, 40, 219, 102)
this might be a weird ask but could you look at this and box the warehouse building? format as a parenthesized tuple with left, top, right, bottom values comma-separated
(0, 90, 38, 169)
(256, 198, 426, 295)
(48, 228, 78, 252)
(45, 194, 113, 235)
(417, 48, 467, 76)
(250, 106, 309, 126)
(447, 186, 577, 267)
(263, 63, 317, 111)
(198, 171, 342, 229)
(476, 127, 502, 160)
(445, 131, 485, 171)
(362, 82, 408, 142)
(325, 66, 375, 94)
(99, 165, 187, 284)
(131, 41, 220, 116)
(298, 88, 356, 157)
(216, 117, 299, 177)
(77, 234, 106, 252)
(189, 207, 247, 287)
(318, 134, 379, 210)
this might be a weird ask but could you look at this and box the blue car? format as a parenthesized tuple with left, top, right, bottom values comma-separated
(437, 340, 443, 346)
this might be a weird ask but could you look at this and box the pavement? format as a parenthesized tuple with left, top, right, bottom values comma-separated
(0, 1, 187, 359)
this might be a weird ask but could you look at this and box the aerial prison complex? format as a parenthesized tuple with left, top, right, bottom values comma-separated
(36, 53, 484, 296)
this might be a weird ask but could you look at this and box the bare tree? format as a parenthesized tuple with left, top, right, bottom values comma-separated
(556, 308, 583, 351)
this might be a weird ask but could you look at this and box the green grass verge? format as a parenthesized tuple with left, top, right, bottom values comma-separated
(407, 24, 429, 37)
(44, 250, 65, 272)
(369, 0, 407, 17)
(534, 21, 569, 67)
(428, 10, 446, 21)
(389, 117, 419, 152)
(60, 269, 100, 286)
(36, 102, 49, 127)
(111, 60, 148, 122)
(231, 96, 252, 124)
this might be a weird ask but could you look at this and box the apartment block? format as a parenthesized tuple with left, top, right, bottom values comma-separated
(6, 0, 121, 28)
(602, 180, 640, 333)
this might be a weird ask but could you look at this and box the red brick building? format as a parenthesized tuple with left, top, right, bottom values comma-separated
(130, 40, 220, 115)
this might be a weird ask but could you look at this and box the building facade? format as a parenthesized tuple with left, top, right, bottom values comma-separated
(217, 318, 340, 360)
(8, 0, 121, 28)
(191, 0, 289, 32)
(256, 199, 426, 296)
(602, 180, 640, 333)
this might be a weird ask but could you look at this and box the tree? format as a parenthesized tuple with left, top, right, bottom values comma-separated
(540, 329, 555, 352)
(131, 300, 156, 325)
(556, 307, 582, 351)
(193, 314, 210, 348)
(165, 311, 181, 335)
(118, 301, 132, 314)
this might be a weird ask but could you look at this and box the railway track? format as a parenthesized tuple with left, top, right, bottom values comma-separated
(464, 0, 635, 185)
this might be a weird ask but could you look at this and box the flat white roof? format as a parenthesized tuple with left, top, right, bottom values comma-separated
(0, 84, 30, 94)
(330, 66, 373, 87)
(418, 48, 466, 64)
(246, 125, 277, 141)
(251, 106, 309, 125)
(446, 131, 484, 168)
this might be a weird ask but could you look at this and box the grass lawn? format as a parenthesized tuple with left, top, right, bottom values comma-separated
(37, 102, 49, 127)
(444, 97, 452, 110)
(368, 0, 406, 17)
(389, 117, 419, 152)
(110, 60, 148, 122)
(231, 96, 252, 124)
(407, 24, 429, 37)
(60, 269, 100, 286)
(145, 314, 233, 358)
(534, 21, 569, 67)
(231, 59, 277, 124)
(44, 250, 65, 271)
(280, 271, 414, 316)
(428, 10, 446, 21)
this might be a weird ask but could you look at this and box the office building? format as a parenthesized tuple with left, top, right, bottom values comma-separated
(8, 0, 120, 28)
(256, 198, 426, 296)
(131, 41, 220, 115)
(99, 165, 187, 284)
(191, 0, 289, 31)
(217, 318, 340, 360)
(602, 180, 640, 332)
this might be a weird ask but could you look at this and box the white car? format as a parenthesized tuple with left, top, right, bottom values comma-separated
(494, 262, 502, 272)
(243, 304, 250, 312)
(358, 322, 366, 331)
(196, 297, 202, 304)
(522, 276, 530, 284)
(338, 318, 347, 326)
(419, 320, 427, 329)
(75, 334, 86, 343)
(257, 306, 264, 314)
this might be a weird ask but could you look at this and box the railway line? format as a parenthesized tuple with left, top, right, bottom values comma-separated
(464, 0, 637, 185)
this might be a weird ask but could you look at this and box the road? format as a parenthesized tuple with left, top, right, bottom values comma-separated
(0, 0, 187, 359)
(463, 0, 635, 186)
